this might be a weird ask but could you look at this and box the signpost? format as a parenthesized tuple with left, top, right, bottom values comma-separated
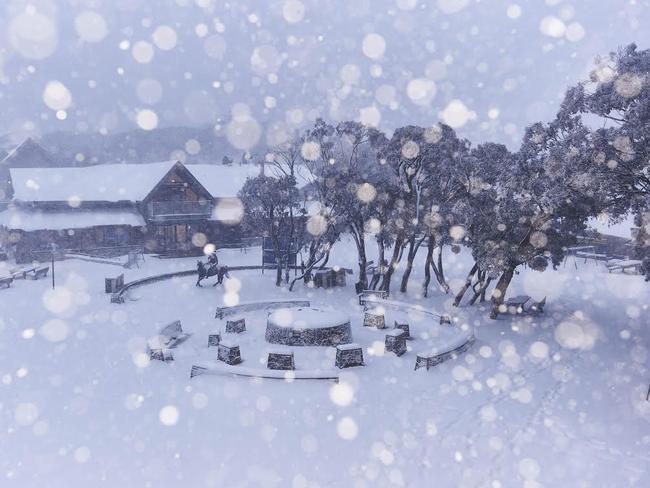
(262, 237, 297, 275)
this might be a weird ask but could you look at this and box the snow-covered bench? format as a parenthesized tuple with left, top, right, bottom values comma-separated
(26, 266, 49, 280)
(215, 299, 310, 319)
(11, 266, 36, 280)
(359, 297, 450, 323)
(504, 295, 546, 315)
(606, 259, 642, 274)
(415, 334, 475, 371)
(189, 361, 339, 381)
(148, 320, 191, 361)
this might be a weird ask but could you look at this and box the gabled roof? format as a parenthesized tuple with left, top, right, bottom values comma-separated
(10, 161, 177, 203)
(1, 138, 57, 168)
(8, 160, 314, 204)
(143, 161, 214, 203)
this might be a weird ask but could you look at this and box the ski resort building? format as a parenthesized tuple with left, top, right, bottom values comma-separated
(0, 159, 265, 262)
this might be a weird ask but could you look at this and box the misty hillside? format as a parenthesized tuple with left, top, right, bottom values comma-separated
(36, 126, 249, 166)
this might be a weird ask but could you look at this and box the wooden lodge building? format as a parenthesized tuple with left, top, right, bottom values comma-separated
(0, 150, 267, 262)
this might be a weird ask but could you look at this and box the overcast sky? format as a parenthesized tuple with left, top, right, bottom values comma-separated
(1, 0, 649, 151)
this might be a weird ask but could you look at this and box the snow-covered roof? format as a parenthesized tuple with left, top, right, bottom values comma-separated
(0, 207, 145, 231)
(185, 164, 262, 198)
(10, 161, 176, 203)
(185, 164, 313, 198)
(9, 161, 314, 204)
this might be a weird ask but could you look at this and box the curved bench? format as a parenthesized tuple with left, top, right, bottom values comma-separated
(190, 361, 339, 381)
(363, 298, 447, 320)
(111, 270, 197, 303)
(415, 331, 476, 370)
(110, 264, 343, 304)
(110, 265, 290, 304)
(215, 299, 310, 319)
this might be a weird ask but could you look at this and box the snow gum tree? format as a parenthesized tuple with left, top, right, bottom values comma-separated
(485, 117, 605, 318)
(452, 142, 514, 307)
(558, 43, 650, 279)
(378, 124, 468, 295)
(239, 175, 300, 286)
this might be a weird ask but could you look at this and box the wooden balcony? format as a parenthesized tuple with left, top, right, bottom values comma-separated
(146, 200, 212, 222)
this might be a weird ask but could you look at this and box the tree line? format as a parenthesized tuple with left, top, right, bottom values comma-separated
(239, 43, 650, 319)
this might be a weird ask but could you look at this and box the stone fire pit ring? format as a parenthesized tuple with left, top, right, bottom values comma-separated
(265, 307, 352, 346)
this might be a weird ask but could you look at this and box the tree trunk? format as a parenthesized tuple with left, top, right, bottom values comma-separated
(289, 251, 326, 291)
(453, 262, 478, 307)
(357, 232, 368, 290)
(318, 251, 330, 270)
(400, 235, 425, 293)
(489, 266, 516, 319)
(469, 276, 492, 305)
(380, 235, 404, 294)
(480, 277, 491, 303)
(377, 238, 385, 269)
(399, 237, 416, 293)
(422, 235, 436, 297)
(436, 246, 450, 293)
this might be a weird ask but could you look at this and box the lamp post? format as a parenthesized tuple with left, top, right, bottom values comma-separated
(50, 242, 57, 289)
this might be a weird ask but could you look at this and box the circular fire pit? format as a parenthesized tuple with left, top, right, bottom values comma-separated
(265, 307, 352, 346)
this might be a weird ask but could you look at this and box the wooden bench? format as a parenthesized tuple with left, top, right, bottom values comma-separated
(505, 295, 531, 314)
(0, 277, 13, 289)
(385, 329, 407, 356)
(335, 343, 364, 368)
(26, 266, 49, 280)
(217, 341, 242, 365)
(12, 266, 36, 280)
(225, 318, 246, 334)
(606, 259, 642, 275)
(358, 289, 388, 306)
(159, 320, 191, 348)
(105, 273, 124, 293)
(504, 295, 546, 315)
(267, 349, 295, 370)
(363, 310, 386, 329)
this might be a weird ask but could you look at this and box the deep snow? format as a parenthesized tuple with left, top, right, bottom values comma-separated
(1, 239, 649, 487)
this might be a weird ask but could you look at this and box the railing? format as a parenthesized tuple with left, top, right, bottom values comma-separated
(147, 201, 212, 220)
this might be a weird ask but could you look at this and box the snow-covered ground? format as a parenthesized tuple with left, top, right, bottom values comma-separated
(1, 239, 649, 487)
